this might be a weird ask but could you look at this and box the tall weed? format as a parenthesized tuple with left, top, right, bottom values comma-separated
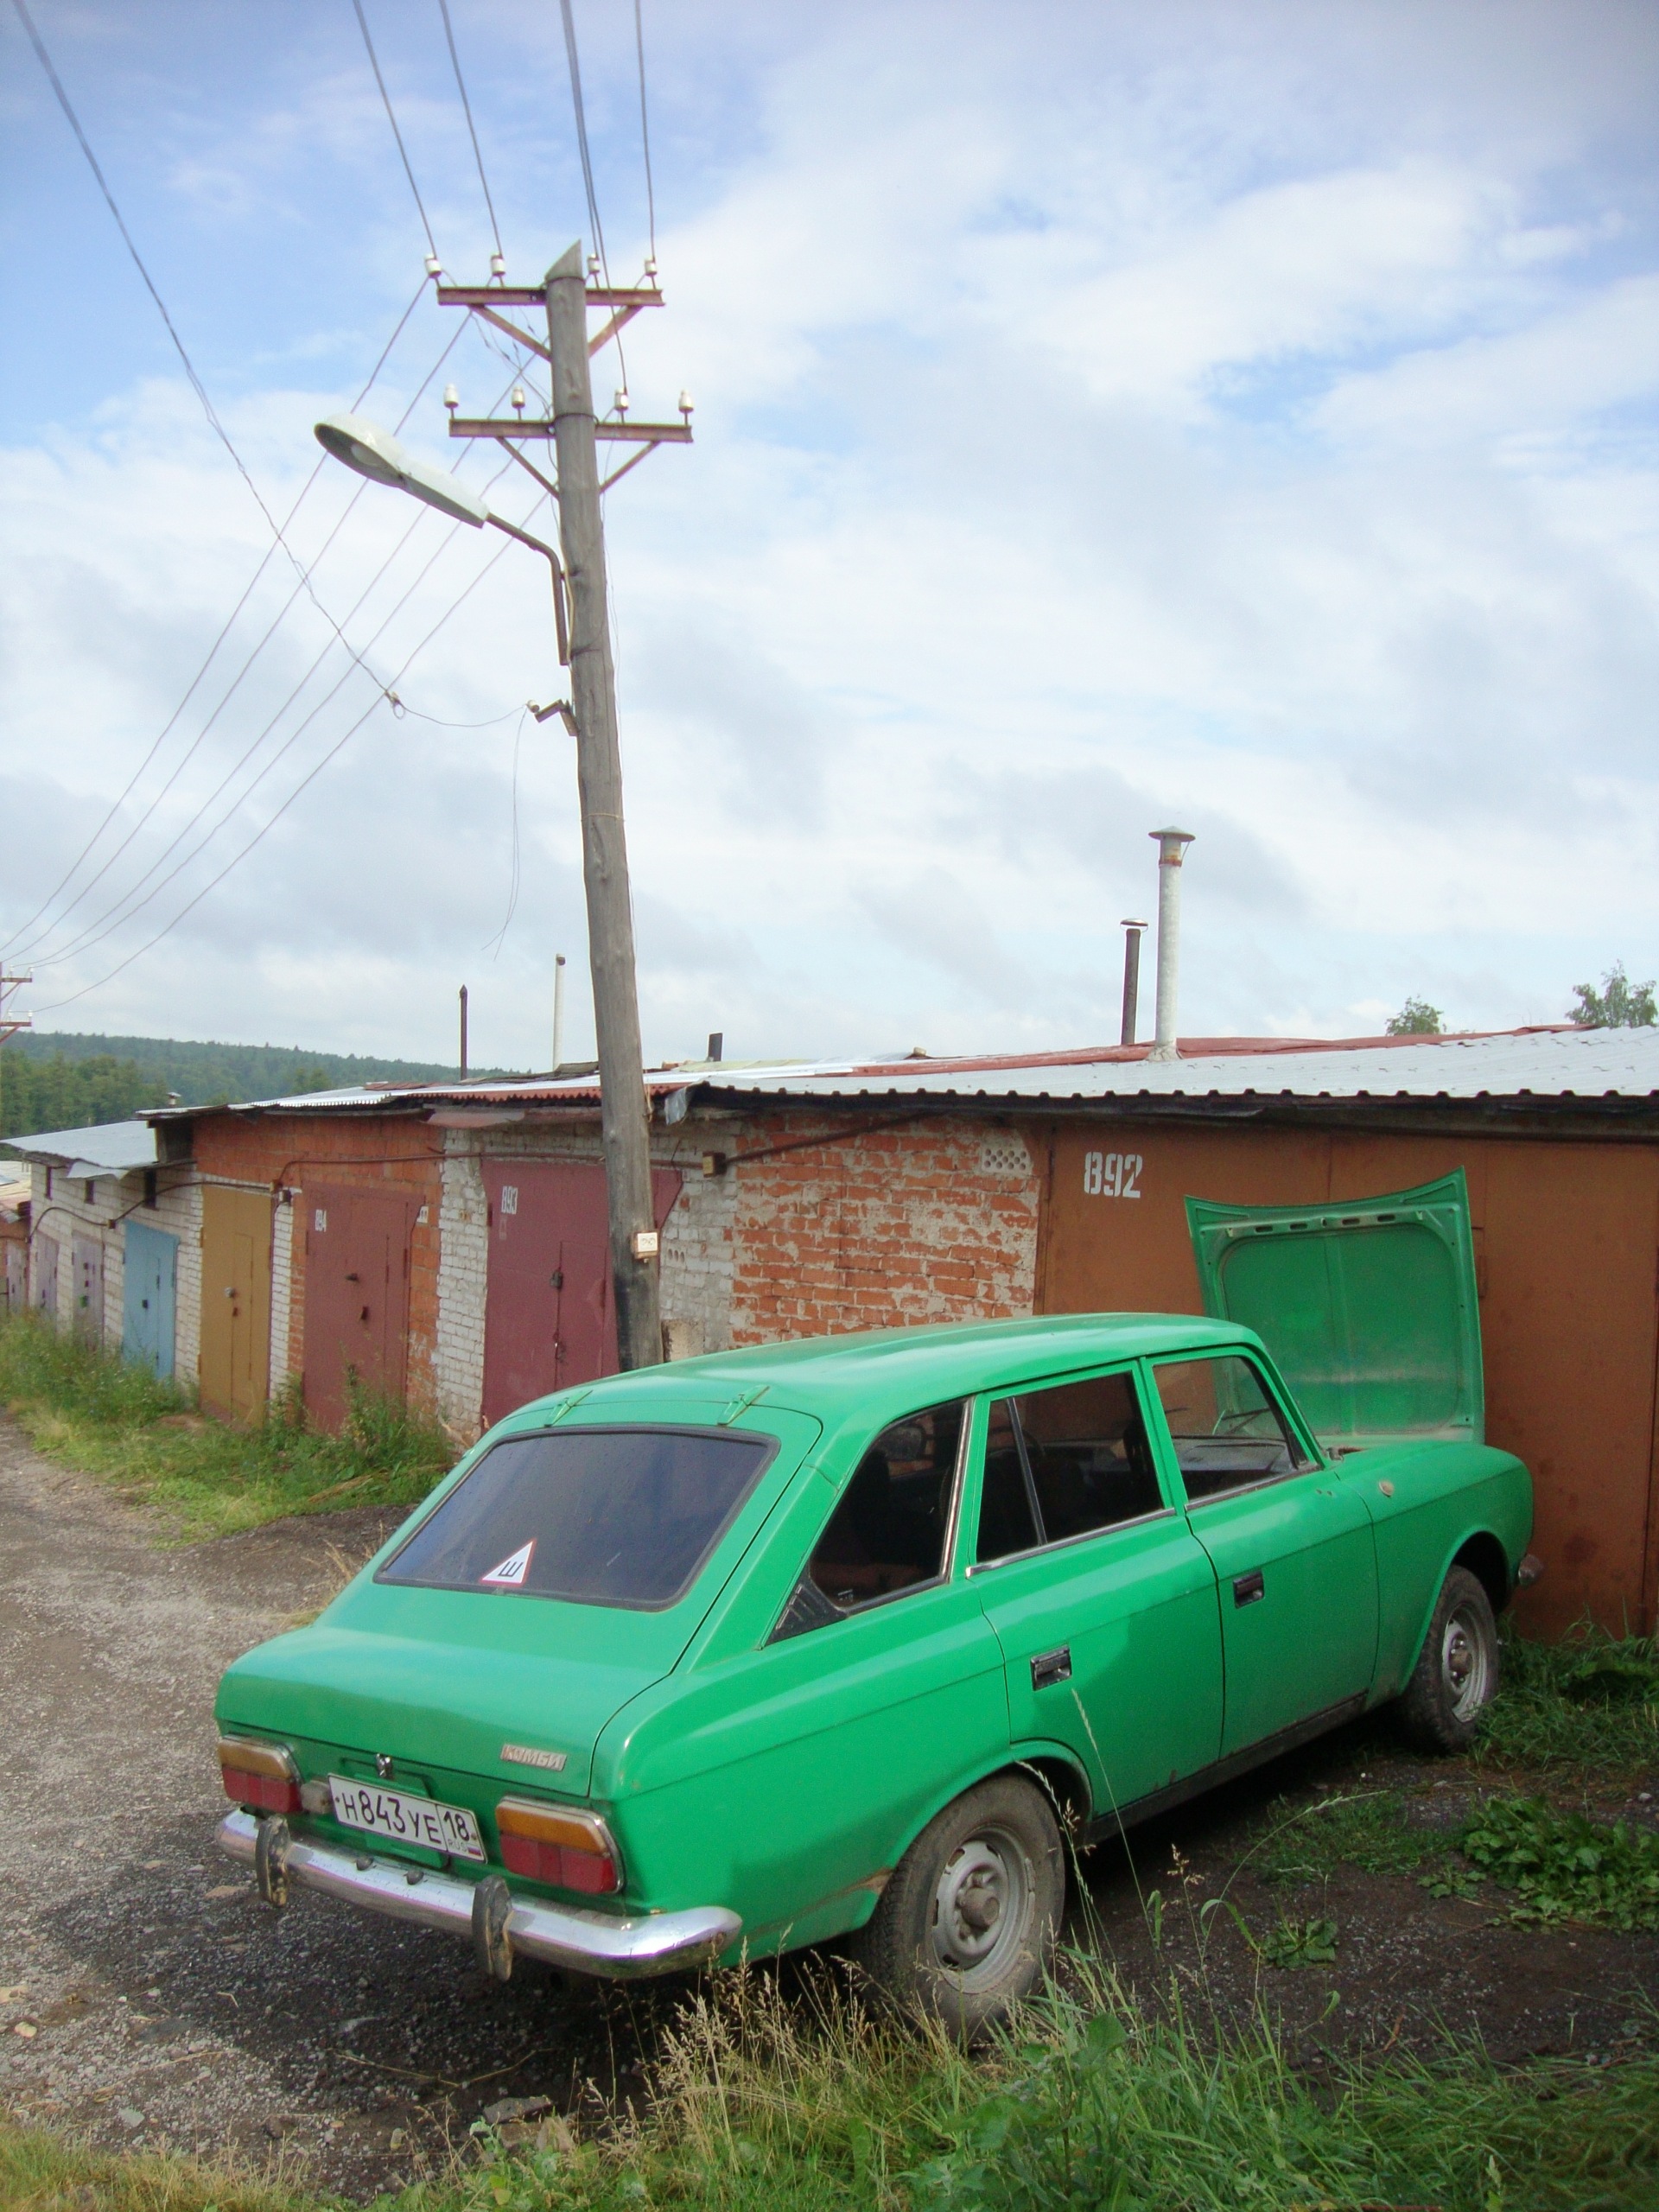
(1477, 1624, 1659, 1778)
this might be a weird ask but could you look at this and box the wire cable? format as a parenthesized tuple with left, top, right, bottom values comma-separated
(24, 397, 521, 972)
(34, 531, 525, 1016)
(4, 312, 467, 962)
(13, 0, 400, 703)
(556, 0, 609, 284)
(483, 706, 530, 956)
(436, 0, 504, 263)
(633, 0, 656, 263)
(353, 0, 440, 264)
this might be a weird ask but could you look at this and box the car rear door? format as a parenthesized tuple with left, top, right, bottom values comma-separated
(1147, 1351, 1377, 1758)
(966, 1366, 1224, 1824)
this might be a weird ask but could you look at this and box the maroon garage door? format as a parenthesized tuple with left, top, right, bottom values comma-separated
(480, 1160, 682, 1428)
(302, 1184, 414, 1430)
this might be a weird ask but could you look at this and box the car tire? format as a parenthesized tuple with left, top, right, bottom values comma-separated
(1397, 1566, 1500, 1753)
(851, 1773, 1065, 2040)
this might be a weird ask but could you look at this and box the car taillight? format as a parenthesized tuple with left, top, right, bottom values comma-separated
(495, 1797, 621, 1895)
(217, 1736, 302, 1815)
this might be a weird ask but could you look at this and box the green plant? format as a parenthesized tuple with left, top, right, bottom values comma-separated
(1458, 1796, 1659, 1931)
(1258, 1913, 1339, 1967)
(1387, 995, 1445, 1036)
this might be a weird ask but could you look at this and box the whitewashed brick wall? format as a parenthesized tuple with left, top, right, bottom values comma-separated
(435, 1144, 489, 1438)
(269, 1193, 295, 1399)
(23, 1162, 201, 1382)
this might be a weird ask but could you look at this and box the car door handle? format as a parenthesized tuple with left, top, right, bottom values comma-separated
(1233, 1569, 1265, 1607)
(1030, 1646, 1072, 1691)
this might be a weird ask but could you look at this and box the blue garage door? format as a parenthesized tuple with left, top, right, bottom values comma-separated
(124, 1221, 177, 1380)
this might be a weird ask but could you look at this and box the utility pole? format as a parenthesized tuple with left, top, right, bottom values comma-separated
(422, 247, 690, 1370)
(0, 973, 30, 1141)
(543, 244, 659, 1370)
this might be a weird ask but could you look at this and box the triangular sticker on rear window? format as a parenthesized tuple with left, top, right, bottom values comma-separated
(480, 1540, 535, 1587)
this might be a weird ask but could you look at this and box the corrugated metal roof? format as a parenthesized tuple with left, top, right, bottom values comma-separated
(144, 1024, 1659, 1120)
(2, 1119, 158, 1173)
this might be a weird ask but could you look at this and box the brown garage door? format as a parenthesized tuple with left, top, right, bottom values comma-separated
(481, 1160, 682, 1428)
(302, 1184, 414, 1431)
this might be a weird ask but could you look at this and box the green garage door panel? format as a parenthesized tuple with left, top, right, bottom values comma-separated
(123, 1220, 178, 1380)
(1185, 1171, 1483, 1447)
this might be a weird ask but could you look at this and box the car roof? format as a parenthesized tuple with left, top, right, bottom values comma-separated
(535, 1313, 1258, 1427)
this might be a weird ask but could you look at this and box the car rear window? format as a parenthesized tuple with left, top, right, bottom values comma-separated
(378, 1425, 777, 1609)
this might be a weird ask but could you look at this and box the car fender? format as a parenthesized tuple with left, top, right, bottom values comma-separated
(876, 1740, 1095, 1877)
(1395, 1520, 1518, 1697)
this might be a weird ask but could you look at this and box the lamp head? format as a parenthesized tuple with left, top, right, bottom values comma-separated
(313, 413, 489, 528)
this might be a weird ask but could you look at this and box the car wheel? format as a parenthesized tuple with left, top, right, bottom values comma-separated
(1398, 1566, 1500, 1753)
(852, 1774, 1065, 2040)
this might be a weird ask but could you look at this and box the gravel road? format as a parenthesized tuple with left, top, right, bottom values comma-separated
(0, 1416, 654, 2200)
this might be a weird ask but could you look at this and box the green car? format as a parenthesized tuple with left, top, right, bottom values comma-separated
(215, 1181, 1536, 2034)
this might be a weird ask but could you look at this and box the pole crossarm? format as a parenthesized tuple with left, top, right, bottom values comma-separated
(449, 417, 691, 444)
(437, 283, 664, 359)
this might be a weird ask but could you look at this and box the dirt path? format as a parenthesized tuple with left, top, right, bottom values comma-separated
(0, 1416, 636, 2198)
(2, 1413, 1655, 2202)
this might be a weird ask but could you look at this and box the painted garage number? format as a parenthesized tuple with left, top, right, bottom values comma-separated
(1084, 1151, 1142, 1200)
(500, 1185, 519, 1216)
(314, 1208, 327, 1232)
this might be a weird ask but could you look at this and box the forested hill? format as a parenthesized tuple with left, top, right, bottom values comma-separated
(0, 1031, 507, 1145)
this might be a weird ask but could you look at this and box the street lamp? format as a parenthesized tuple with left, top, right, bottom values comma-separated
(315, 414, 491, 526)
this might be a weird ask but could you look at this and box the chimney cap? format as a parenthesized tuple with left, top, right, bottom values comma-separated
(1149, 825, 1195, 842)
(1120, 916, 1150, 930)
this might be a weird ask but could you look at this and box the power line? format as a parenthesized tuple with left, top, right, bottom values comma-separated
(34, 531, 524, 1016)
(556, 0, 608, 284)
(13, 0, 399, 704)
(22, 387, 520, 972)
(4, 310, 467, 961)
(353, 0, 440, 264)
(633, 0, 656, 264)
(436, 0, 504, 263)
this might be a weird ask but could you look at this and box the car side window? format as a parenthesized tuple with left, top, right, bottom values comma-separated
(1150, 1355, 1313, 1503)
(770, 1400, 966, 1640)
(975, 1370, 1163, 1565)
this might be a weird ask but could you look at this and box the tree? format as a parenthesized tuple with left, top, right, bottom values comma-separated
(1567, 961, 1656, 1028)
(1387, 997, 1444, 1037)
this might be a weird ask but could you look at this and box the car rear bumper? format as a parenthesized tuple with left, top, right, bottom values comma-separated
(217, 1810, 740, 1980)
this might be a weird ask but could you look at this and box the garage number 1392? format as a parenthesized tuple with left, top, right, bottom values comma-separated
(1084, 1150, 1142, 1199)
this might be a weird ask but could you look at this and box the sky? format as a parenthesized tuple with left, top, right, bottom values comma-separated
(3, 0, 1658, 1070)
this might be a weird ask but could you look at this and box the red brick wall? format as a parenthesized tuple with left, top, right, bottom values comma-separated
(190, 1113, 444, 1419)
(728, 1114, 1041, 1344)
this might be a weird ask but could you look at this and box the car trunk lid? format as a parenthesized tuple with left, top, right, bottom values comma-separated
(1185, 1168, 1483, 1449)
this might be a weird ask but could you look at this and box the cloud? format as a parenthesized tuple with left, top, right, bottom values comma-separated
(4, 0, 1659, 1065)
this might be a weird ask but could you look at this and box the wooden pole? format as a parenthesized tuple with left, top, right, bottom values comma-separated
(544, 244, 661, 1370)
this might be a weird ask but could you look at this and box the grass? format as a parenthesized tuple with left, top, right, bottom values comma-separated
(1475, 1623, 1659, 1780)
(0, 1311, 454, 1540)
(5, 1961, 1658, 2212)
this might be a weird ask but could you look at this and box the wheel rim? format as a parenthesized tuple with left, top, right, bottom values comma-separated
(929, 1822, 1033, 1987)
(1440, 1600, 1492, 1721)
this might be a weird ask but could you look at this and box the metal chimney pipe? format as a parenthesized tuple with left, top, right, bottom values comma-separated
(459, 983, 470, 1077)
(552, 952, 567, 1073)
(706, 1031, 723, 1065)
(1147, 829, 1195, 1062)
(1119, 918, 1148, 1046)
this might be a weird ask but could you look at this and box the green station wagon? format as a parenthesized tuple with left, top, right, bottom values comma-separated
(215, 1178, 1538, 2033)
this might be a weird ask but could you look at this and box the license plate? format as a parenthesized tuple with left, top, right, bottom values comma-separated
(327, 1776, 487, 1862)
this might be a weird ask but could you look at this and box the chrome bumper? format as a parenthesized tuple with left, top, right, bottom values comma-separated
(217, 1810, 741, 1980)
